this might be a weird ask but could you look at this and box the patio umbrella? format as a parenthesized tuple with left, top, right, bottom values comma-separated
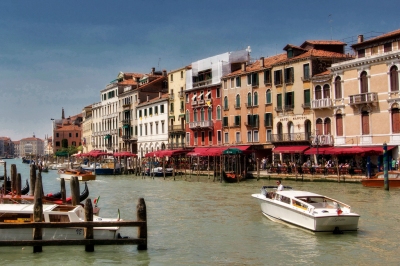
(114, 151, 137, 157)
(223, 148, 242, 155)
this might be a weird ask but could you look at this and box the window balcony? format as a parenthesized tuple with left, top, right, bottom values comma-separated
(244, 121, 259, 128)
(311, 98, 333, 109)
(302, 102, 311, 109)
(234, 104, 241, 109)
(275, 106, 283, 112)
(189, 120, 214, 130)
(349, 92, 378, 106)
(285, 104, 294, 111)
(178, 91, 184, 99)
(191, 101, 198, 106)
(198, 99, 205, 105)
(310, 134, 334, 146)
(121, 119, 130, 124)
(271, 132, 311, 143)
(245, 103, 255, 108)
(169, 93, 174, 100)
(193, 79, 212, 89)
(169, 125, 185, 132)
(122, 135, 131, 141)
(167, 143, 185, 149)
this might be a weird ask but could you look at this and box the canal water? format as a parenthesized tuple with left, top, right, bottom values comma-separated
(1, 159, 399, 265)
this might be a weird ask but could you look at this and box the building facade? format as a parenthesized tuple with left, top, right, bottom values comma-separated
(20, 135, 44, 157)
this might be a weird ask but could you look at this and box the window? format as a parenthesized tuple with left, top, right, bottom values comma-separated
(264, 69, 271, 84)
(235, 94, 241, 108)
(287, 49, 293, 58)
(335, 77, 342, 98)
(392, 108, 400, 133)
(186, 94, 189, 103)
(224, 132, 229, 143)
(200, 108, 205, 121)
(216, 106, 221, 120)
(170, 74, 173, 81)
(303, 64, 310, 80)
(150, 123, 153, 135)
(139, 125, 142, 136)
(145, 124, 148, 135)
(69, 133, 72, 137)
(247, 114, 259, 127)
(358, 49, 365, 58)
(253, 130, 259, 142)
(234, 115, 241, 126)
(323, 84, 330, 98)
(266, 89, 272, 104)
(160, 104, 165, 113)
(193, 109, 197, 122)
(144, 109, 147, 117)
(266, 129, 272, 142)
(76, 133, 78, 137)
(216, 87, 221, 98)
(207, 89, 211, 99)
(284, 67, 294, 83)
(135, 126, 138, 136)
(149, 107, 153, 116)
(223, 79, 227, 89)
(224, 96, 229, 110)
(208, 131, 213, 142)
(361, 111, 369, 135)
(274, 70, 282, 85)
(155, 106, 158, 114)
(217, 130, 222, 144)
(231, 78, 234, 88)
(324, 118, 331, 135)
(155, 123, 158, 134)
(303, 89, 310, 108)
(247, 131, 252, 142)
(181, 71, 183, 79)
(285, 91, 294, 109)
(264, 113, 272, 127)
(360, 71, 368, 93)
(208, 108, 212, 121)
(186, 110, 190, 123)
(316, 118, 323, 135)
(223, 116, 229, 127)
(56, 141, 60, 147)
(253, 92, 258, 106)
(235, 132, 241, 143)
(248, 73, 258, 86)
(170, 103, 174, 112)
(201, 131, 205, 144)
(161, 121, 165, 133)
(247, 74, 251, 85)
(315, 85, 322, 100)
(384, 42, 392, 52)
(180, 101, 184, 110)
(194, 132, 198, 145)
(277, 94, 282, 110)
(236, 77, 241, 87)
(247, 92, 252, 106)
(390, 66, 399, 92)
(186, 132, 190, 145)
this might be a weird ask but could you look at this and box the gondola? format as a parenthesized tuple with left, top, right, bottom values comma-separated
(2, 179, 29, 195)
(44, 182, 89, 204)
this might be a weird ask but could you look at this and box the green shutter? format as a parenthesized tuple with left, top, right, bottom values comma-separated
(304, 89, 310, 105)
(277, 94, 282, 108)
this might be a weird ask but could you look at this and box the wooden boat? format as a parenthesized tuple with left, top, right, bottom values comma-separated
(2, 179, 30, 195)
(0, 203, 120, 240)
(58, 168, 96, 181)
(222, 171, 244, 183)
(252, 186, 360, 232)
(1, 182, 89, 205)
(361, 171, 400, 187)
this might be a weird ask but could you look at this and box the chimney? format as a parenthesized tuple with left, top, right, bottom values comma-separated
(62, 107, 65, 119)
(260, 57, 264, 67)
(151, 67, 155, 75)
(241, 62, 246, 72)
(159, 92, 161, 98)
(357, 35, 364, 43)
(147, 95, 149, 102)
(162, 70, 167, 76)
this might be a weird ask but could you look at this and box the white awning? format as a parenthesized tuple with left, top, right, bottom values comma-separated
(192, 94, 197, 100)
(205, 91, 211, 97)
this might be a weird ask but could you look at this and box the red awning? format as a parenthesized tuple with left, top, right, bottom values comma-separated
(304, 147, 335, 155)
(273, 146, 310, 154)
(145, 149, 189, 158)
(187, 147, 225, 156)
(228, 145, 252, 153)
(187, 147, 209, 156)
(330, 146, 396, 155)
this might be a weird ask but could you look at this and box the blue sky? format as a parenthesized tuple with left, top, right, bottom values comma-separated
(1, 0, 399, 141)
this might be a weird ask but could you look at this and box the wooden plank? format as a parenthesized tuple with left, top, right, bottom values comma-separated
(0, 238, 146, 246)
(0, 220, 145, 229)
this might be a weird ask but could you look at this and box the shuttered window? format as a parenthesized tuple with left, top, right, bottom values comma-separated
(336, 115, 343, 136)
(323, 85, 330, 98)
(392, 109, 400, 133)
(362, 112, 370, 135)
(277, 94, 282, 108)
(315, 86, 322, 100)
(324, 118, 331, 135)
(390, 66, 399, 92)
(316, 119, 323, 135)
(304, 89, 310, 106)
(335, 77, 342, 98)
(360, 71, 368, 93)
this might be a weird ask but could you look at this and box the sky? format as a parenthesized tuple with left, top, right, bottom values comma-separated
(1, 0, 399, 141)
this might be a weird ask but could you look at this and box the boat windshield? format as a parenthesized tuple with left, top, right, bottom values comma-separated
(296, 197, 339, 209)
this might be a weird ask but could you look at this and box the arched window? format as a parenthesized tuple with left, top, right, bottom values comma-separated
(170, 102, 174, 112)
(360, 71, 368, 93)
(193, 109, 197, 122)
(186, 110, 190, 123)
(216, 106, 221, 120)
(266, 89, 272, 104)
(336, 114, 343, 136)
(335, 76, 342, 99)
(392, 108, 400, 133)
(361, 111, 370, 135)
(254, 92, 258, 106)
(235, 94, 240, 108)
(324, 118, 331, 135)
(247, 92, 252, 106)
(161, 143, 166, 150)
(323, 84, 330, 98)
(224, 96, 228, 110)
(200, 108, 205, 121)
(304, 120, 312, 139)
(288, 121, 294, 140)
(315, 85, 322, 100)
(390, 65, 399, 92)
(277, 122, 283, 141)
(316, 118, 323, 135)
(208, 108, 212, 121)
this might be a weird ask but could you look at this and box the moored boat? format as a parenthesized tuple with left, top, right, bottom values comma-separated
(252, 186, 360, 232)
(58, 168, 96, 181)
(0, 203, 119, 240)
(361, 171, 400, 187)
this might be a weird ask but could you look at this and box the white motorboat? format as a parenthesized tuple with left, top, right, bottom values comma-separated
(252, 186, 360, 232)
(0, 204, 119, 240)
(58, 168, 96, 181)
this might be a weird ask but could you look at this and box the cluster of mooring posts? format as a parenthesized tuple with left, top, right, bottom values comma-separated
(0, 163, 148, 253)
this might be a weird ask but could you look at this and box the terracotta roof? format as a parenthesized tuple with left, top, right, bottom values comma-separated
(137, 93, 169, 106)
(0, 137, 11, 141)
(284, 44, 306, 51)
(56, 125, 81, 131)
(313, 70, 331, 77)
(302, 40, 346, 46)
(352, 28, 400, 48)
(118, 79, 138, 86)
(20, 137, 43, 141)
(273, 49, 351, 66)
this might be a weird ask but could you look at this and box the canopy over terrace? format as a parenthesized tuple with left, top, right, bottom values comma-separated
(273, 146, 310, 154)
(305, 146, 396, 155)
(144, 149, 189, 158)
(187, 146, 251, 156)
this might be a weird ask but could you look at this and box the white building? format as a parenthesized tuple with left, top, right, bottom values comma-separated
(137, 93, 169, 158)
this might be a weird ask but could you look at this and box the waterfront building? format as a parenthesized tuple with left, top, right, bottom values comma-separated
(0, 137, 13, 158)
(81, 105, 93, 153)
(12, 140, 20, 157)
(329, 29, 400, 160)
(117, 69, 168, 154)
(167, 66, 190, 149)
(43, 136, 53, 157)
(269, 40, 351, 164)
(52, 108, 83, 154)
(20, 134, 44, 157)
(136, 93, 169, 158)
(221, 54, 286, 159)
(185, 49, 250, 148)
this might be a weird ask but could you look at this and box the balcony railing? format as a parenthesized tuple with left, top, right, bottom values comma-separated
(169, 93, 174, 100)
(244, 121, 259, 128)
(121, 119, 130, 124)
(311, 98, 333, 109)
(193, 79, 212, 88)
(245, 103, 254, 108)
(275, 106, 283, 112)
(122, 135, 131, 141)
(198, 99, 205, 105)
(302, 102, 311, 109)
(189, 120, 213, 129)
(349, 92, 378, 105)
(310, 134, 334, 146)
(271, 132, 312, 142)
(284, 104, 294, 111)
(167, 143, 185, 149)
(169, 125, 185, 132)
(178, 91, 184, 98)
(191, 101, 197, 106)
(234, 104, 241, 109)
